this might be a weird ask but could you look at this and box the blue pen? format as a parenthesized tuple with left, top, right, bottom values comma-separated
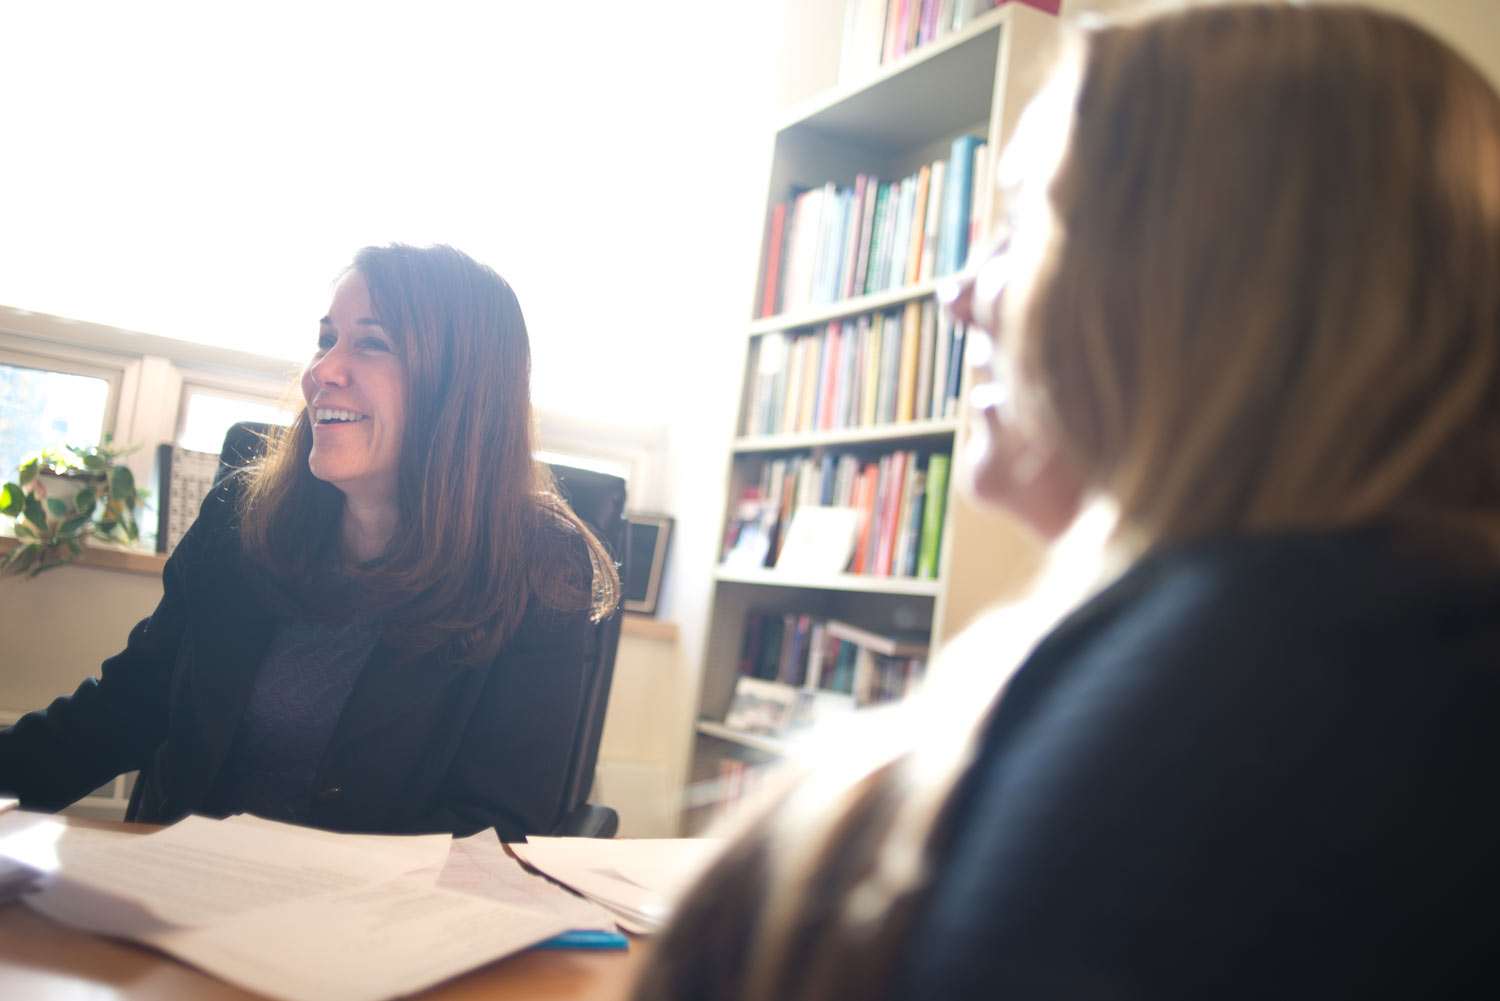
(534, 929, 630, 951)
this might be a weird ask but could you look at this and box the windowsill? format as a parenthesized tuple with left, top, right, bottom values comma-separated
(0, 536, 167, 577)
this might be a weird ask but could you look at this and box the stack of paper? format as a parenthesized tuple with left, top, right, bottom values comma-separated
(0, 813, 618, 1001)
(510, 836, 725, 934)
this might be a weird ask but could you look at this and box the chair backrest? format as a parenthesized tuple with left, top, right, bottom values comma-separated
(211, 422, 627, 833)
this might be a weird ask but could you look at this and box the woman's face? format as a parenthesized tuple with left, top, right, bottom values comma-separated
(943, 204, 1083, 541)
(300, 271, 406, 505)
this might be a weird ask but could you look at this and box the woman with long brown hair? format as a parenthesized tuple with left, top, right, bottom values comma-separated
(636, 4, 1500, 998)
(0, 243, 619, 838)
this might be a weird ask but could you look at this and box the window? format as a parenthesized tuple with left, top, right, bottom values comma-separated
(0, 360, 114, 480)
(176, 388, 292, 454)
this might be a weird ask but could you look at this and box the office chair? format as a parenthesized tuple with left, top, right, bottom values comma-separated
(212, 421, 627, 838)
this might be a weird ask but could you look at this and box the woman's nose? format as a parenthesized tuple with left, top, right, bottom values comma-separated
(939, 272, 977, 327)
(308, 347, 350, 388)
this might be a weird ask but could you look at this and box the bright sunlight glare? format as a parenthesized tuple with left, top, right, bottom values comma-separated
(0, 1, 779, 428)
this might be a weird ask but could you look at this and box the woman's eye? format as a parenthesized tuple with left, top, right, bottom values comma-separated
(361, 337, 390, 352)
(316, 333, 335, 350)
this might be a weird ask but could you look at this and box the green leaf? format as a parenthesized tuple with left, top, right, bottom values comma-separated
(66, 538, 83, 556)
(82, 453, 105, 473)
(14, 522, 38, 541)
(14, 546, 40, 574)
(59, 514, 91, 537)
(109, 464, 136, 499)
(45, 497, 68, 518)
(0, 482, 22, 517)
(18, 457, 39, 487)
(74, 487, 96, 516)
(23, 494, 49, 534)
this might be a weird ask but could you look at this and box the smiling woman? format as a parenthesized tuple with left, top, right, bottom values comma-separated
(0, 243, 622, 840)
(301, 272, 408, 563)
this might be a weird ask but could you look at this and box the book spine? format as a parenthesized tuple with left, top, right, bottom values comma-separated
(939, 135, 981, 275)
(917, 452, 950, 578)
(851, 462, 878, 573)
(799, 335, 822, 432)
(838, 176, 867, 302)
(905, 164, 932, 285)
(862, 314, 884, 426)
(968, 142, 988, 257)
(946, 322, 967, 418)
(930, 314, 951, 423)
(920, 159, 946, 281)
(758, 201, 788, 318)
(765, 333, 788, 435)
(780, 190, 808, 313)
(896, 301, 921, 422)
(781, 336, 804, 434)
(863, 183, 891, 296)
(901, 468, 927, 577)
(877, 177, 905, 291)
(852, 173, 880, 300)
(914, 298, 936, 422)
(874, 449, 908, 575)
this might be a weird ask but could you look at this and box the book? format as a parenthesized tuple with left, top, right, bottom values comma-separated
(839, 175, 870, 301)
(900, 468, 927, 576)
(914, 298, 937, 421)
(939, 134, 982, 275)
(874, 449, 909, 575)
(864, 182, 891, 296)
(758, 201, 788, 318)
(895, 300, 921, 422)
(920, 158, 946, 281)
(906, 163, 932, 285)
(917, 452, 950, 578)
(823, 617, 930, 658)
(852, 174, 881, 298)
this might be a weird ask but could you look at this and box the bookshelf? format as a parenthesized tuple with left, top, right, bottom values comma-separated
(685, 0, 1059, 831)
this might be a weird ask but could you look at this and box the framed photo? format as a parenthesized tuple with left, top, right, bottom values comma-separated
(623, 513, 673, 616)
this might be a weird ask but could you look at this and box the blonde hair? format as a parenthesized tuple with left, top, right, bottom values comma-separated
(1016, 2, 1500, 555)
(634, 6, 1500, 1001)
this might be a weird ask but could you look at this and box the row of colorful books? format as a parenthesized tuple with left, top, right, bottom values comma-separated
(721, 448, 951, 580)
(738, 613, 929, 701)
(741, 301, 966, 437)
(839, 1, 1060, 84)
(756, 134, 987, 319)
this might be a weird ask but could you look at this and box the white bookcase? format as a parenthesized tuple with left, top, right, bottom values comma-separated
(686, 2, 1061, 830)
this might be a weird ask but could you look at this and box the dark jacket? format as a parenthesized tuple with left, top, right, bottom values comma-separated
(0, 478, 591, 840)
(896, 526, 1500, 1000)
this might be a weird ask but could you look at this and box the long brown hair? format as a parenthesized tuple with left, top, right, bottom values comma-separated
(634, 5, 1500, 1000)
(239, 243, 619, 663)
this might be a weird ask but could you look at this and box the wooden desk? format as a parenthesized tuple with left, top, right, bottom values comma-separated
(0, 815, 648, 1001)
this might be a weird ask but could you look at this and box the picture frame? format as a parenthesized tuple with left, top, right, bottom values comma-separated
(623, 513, 673, 616)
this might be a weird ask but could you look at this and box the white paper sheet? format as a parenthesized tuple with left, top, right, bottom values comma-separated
(24, 814, 576, 1001)
(146, 882, 569, 1001)
(508, 837, 725, 933)
(48, 814, 441, 927)
(0, 810, 135, 901)
(438, 829, 615, 931)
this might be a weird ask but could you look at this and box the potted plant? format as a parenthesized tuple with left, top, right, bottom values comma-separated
(1, 435, 143, 576)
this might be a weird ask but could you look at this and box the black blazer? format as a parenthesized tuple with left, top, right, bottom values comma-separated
(0, 478, 590, 840)
(895, 526, 1500, 1000)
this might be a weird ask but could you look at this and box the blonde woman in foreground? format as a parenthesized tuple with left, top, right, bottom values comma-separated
(635, 4, 1500, 999)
